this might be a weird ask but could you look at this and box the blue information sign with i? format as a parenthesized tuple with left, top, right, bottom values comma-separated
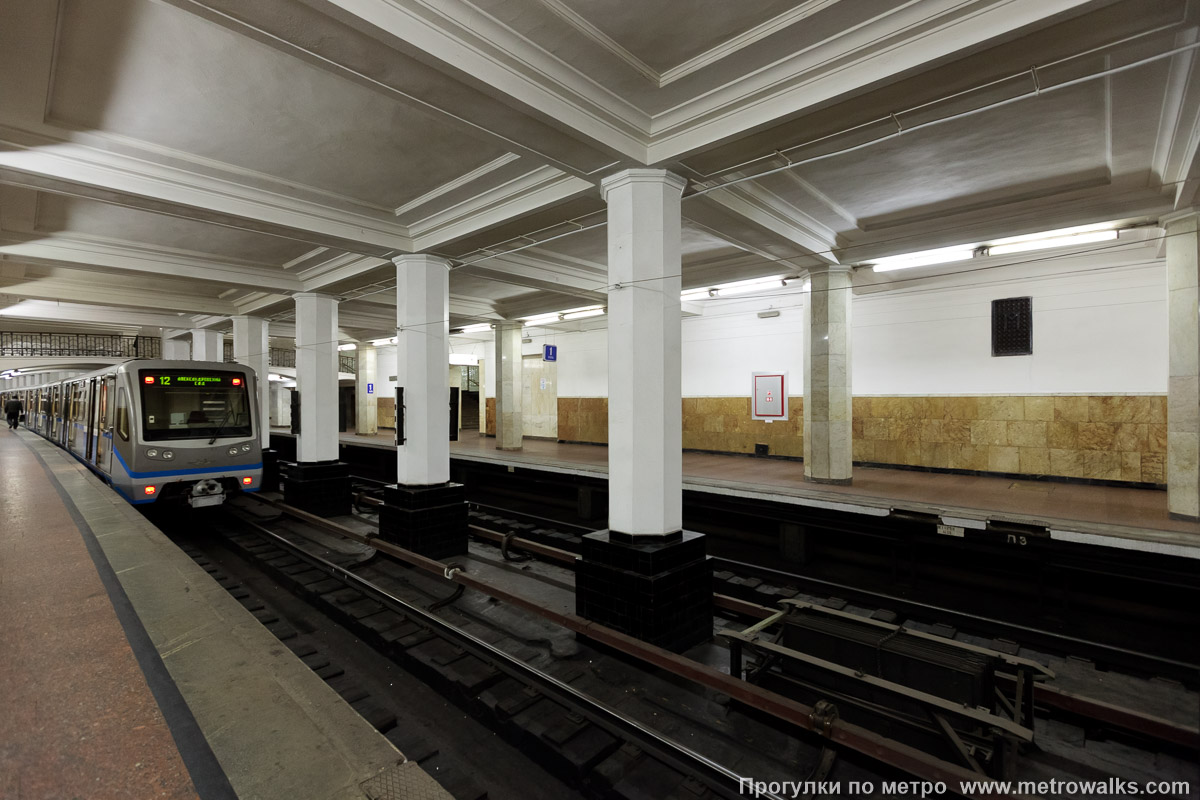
(367, 383, 374, 394)
(543, 344, 557, 362)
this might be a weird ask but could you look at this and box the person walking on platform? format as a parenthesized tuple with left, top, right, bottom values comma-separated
(5, 395, 23, 429)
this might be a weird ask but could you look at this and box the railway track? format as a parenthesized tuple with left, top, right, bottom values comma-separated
(238, 489, 1196, 796)
(187, 498, 879, 800)
(455, 499, 1200, 693)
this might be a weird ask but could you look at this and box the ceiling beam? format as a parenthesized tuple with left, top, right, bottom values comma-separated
(0, 233, 304, 292)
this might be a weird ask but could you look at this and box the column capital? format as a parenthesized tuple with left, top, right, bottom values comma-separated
(392, 253, 452, 271)
(1160, 208, 1200, 229)
(801, 263, 854, 278)
(600, 168, 687, 203)
(292, 291, 338, 302)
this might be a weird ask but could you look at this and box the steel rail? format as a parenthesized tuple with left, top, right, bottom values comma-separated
(228, 514, 775, 800)
(242, 494, 1025, 799)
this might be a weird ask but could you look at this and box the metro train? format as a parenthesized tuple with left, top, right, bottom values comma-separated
(2, 359, 263, 506)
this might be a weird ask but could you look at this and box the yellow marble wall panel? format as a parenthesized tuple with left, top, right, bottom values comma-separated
(979, 396, 1025, 421)
(486, 397, 496, 436)
(1120, 451, 1141, 482)
(1047, 420, 1078, 449)
(1148, 424, 1167, 453)
(988, 446, 1020, 473)
(970, 419, 1008, 446)
(1077, 422, 1117, 451)
(553, 394, 1166, 484)
(1023, 396, 1054, 421)
(1142, 452, 1166, 483)
(1019, 447, 1050, 474)
(1082, 450, 1122, 480)
(1054, 396, 1090, 422)
(945, 396, 979, 419)
(1113, 423, 1147, 452)
(1006, 420, 1047, 448)
(942, 419, 972, 443)
(1049, 448, 1083, 478)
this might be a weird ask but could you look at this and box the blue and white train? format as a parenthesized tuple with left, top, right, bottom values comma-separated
(3, 359, 263, 506)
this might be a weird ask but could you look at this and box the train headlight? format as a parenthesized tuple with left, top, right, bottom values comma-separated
(228, 446, 240, 456)
(146, 448, 159, 458)
(241, 443, 252, 452)
(162, 450, 174, 460)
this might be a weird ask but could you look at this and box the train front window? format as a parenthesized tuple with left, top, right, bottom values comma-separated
(139, 370, 252, 442)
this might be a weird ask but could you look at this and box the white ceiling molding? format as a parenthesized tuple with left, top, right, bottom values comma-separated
(0, 300, 193, 330)
(644, 0, 1100, 161)
(0, 233, 304, 292)
(0, 126, 416, 254)
(323, 0, 650, 160)
(697, 183, 841, 264)
(0, 272, 236, 315)
(656, 0, 845, 86)
(393, 153, 522, 217)
(409, 167, 594, 251)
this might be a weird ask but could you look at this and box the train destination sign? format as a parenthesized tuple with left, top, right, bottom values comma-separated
(142, 373, 241, 387)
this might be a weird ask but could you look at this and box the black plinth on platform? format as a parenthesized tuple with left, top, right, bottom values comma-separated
(282, 460, 350, 517)
(260, 448, 280, 493)
(575, 529, 712, 652)
(377, 482, 468, 560)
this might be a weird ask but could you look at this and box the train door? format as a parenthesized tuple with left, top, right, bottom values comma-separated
(84, 378, 97, 462)
(96, 377, 114, 472)
(66, 383, 78, 451)
(51, 385, 61, 442)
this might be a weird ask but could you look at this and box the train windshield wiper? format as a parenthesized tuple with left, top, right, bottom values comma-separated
(208, 408, 233, 445)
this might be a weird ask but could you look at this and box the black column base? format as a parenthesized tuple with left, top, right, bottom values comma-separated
(282, 460, 351, 517)
(575, 530, 712, 653)
(378, 482, 468, 560)
(260, 448, 281, 493)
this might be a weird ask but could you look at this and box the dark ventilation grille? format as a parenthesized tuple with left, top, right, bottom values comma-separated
(992, 297, 1032, 357)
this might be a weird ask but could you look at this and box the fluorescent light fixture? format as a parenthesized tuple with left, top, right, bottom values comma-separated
(337, 343, 357, 351)
(457, 323, 493, 334)
(268, 373, 286, 381)
(986, 229, 1117, 256)
(370, 336, 397, 346)
(449, 353, 479, 366)
(562, 308, 605, 321)
(681, 276, 787, 300)
(520, 313, 562, 326)
(757, 310, 781, 319)
(716, 275, 788, 297)
(868, 246, 976, 272)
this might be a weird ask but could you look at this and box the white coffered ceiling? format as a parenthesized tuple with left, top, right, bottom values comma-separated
(0, 0, 1197, 343)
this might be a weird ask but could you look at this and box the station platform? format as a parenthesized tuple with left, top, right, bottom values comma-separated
(318, 429, 1200, 560)
(0, 427, 450, 800)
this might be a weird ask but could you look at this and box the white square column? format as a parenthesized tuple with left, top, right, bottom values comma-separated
(1164, 211, 1200, 519)
(803, 264, 854, 485)
(601, 168, 687, 537)
(294, 293, 339, 463)
(161, 330, 189, 360)
(393, 254, 451, 486)
(190, 328, 222, 362)
(355, 344, 379, 436)
(494, 321, 523, 451)
(232, 315, 271, 448)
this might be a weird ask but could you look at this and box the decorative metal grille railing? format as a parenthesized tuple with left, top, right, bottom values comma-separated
(0, 332, 162, 359)
(269, 347, 295, 368)
(219, 345, 356, 373)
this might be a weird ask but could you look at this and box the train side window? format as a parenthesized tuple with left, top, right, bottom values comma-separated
(115, 388, 129, 441)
